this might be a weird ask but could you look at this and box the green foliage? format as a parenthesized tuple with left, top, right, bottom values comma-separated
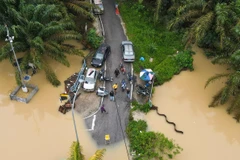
(89, 149, 106, 160)
(0, 2, 84, 86)
(43, 62, 61, 87)
(175, 50, 194, 71)
(15, 69, 21, 86)
(154, 56, 180, 85)
(86, 29, 103, 49)
(132, 101, 151, 113)
(120, 1, 184, 73)
(126, 120, 182, 160)
(67, 141, 84, 160)
(67, 141, 106, 160)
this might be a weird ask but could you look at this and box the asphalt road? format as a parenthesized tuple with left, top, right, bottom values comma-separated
(84, 0, 131, 145)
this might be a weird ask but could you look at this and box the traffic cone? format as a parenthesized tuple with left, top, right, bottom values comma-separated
(116, 7, 120, 15)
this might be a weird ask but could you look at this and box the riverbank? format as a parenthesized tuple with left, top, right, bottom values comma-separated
(145, 45, 240, 160)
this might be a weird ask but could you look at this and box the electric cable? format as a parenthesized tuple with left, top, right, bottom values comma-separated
(114, 98, 131, 160)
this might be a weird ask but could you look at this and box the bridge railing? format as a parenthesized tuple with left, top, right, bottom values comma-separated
(70, 59, 87, 93)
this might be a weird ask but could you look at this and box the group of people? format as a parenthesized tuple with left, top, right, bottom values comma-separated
(110, 83, 130, 101)
(100, 63, 131, 114)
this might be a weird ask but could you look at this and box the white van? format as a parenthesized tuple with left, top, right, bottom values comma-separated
(93, 0, 104, 15)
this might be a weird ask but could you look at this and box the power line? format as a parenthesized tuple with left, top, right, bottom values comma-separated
(114, 99, 131, 160)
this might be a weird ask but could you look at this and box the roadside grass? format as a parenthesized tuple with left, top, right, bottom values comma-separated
(119, 1, 184, 74)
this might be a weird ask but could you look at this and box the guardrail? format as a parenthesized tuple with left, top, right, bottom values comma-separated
(70, 59, 87, 92)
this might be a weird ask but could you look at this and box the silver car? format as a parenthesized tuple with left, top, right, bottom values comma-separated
(121, 41, 135, 62)
(83, 68, 97, 92)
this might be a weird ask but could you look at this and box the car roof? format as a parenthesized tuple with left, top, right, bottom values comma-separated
(123, 44, 134, 55)
(86, 68, 96, 78)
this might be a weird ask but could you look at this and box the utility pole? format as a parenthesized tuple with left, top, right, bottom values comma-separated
(5, 25, 28, 93)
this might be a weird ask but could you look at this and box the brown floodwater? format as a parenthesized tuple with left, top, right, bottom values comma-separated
(1, 41, 240, 160)
(147, 45, 240, 160)
(0, 40, 129, 160)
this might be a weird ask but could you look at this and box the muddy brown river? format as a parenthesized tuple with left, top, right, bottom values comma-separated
(0, 43, 239, 160)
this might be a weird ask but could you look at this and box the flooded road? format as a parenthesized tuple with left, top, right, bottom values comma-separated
(0, 40, 129, 160)
(147, 46, 240, 160)
(1, 41, 240, 160)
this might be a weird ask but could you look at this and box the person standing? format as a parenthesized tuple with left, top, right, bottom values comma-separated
(126, 88, 130, 99)
(112, 83, 118, 94)
(100, 104, 108, 114)
(114, 68, 120, 77)
(109, 90, 114, 101)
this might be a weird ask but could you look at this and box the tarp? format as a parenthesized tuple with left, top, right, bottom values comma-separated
(139, 69, 154, 81)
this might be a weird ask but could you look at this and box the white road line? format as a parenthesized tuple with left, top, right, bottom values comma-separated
(87, 114, 96, 131)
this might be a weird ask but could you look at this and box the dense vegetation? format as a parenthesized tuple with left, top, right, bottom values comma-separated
(0, 0, 94, 86)
(120, 0, 240, 121)
(127, 109, 182, 160)
(119, 1, 194, 85)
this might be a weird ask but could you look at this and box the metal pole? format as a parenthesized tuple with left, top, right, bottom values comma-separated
(5, 25, 28, 92)
(71, 84, 81, 143)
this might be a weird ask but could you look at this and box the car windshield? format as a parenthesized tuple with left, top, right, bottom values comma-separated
(85, 77, 94, 83)
(124, 45, 133, 55)
(94, 52, 104, 60)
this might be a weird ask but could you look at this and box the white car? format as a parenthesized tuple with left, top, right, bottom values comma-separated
(83, 68, 97, 92)
(121, 41, 135, 62)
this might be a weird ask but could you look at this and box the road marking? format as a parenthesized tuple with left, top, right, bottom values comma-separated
(87, 115, 96, 131)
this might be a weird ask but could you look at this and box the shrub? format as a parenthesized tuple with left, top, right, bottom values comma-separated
(132, 101, 151, 113)
(154, 56, 179, 85)
(86, 28, 103, 49)
(175, 50, 194, 71)
(126, 120, 183, 160)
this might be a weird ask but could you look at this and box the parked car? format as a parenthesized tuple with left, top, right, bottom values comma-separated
(83, 68, 97, 92)
(92, 0, 104, 15)
(91, 43, 111, 67)
(121, 41, 135, 62)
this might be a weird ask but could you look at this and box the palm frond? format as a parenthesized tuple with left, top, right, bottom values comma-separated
(67, 141, 84, 160)
(61, 44, 84, 56)
(41, 58, 61, 86)
(89, 149, 106, 160)
(168, 10, 201, 30)
(44, 41, 70, 67)
(205, 73, 230, 88)
(209, 87, 224, 107)
(0, 44, 11, 62)
(65, 2, 94, 20)
(227, 94, 240, 113)
(190, 12, 214, 42)
(39, 24, 64, 39)
(220, 86, 231, 104)
(211, 55, 230, 65)
(49, 31, 81, 41)
(30, 37, 45, 53)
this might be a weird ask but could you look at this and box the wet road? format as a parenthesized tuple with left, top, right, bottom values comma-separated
(85, 0, 131, 145)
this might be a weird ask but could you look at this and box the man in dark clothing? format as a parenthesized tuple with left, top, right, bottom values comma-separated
(109, 90, 114, 101)
(114, 68, 120, 77)
(100, 104, 108, 114)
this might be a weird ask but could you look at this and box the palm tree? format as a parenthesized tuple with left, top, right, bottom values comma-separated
(88, 149, 106, 160)
(168, 0, 240, 54)
(67, 141, 106, 160)
(205, 50, 240, 122)
(0, 0, 26, 27)
(68, 141, 85, 160)
(0, 3, 84, 86)
(25, 0, 95, 21)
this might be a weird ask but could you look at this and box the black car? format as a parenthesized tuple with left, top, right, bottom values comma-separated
(91, 43, 111, 67)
